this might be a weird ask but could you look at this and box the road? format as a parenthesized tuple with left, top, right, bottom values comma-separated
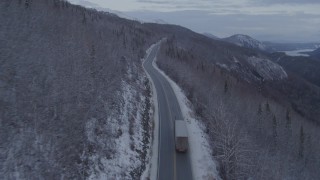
(143, 43, 193, 180)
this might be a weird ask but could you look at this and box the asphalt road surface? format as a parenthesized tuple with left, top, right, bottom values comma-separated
(143, 43, 193, 180)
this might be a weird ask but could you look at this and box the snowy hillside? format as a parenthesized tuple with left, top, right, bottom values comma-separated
(0, 1, 158, 179)
(247, 56, 287, 80)
(223, 34, 267, 51)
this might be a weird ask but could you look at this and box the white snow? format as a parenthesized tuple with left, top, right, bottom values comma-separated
(85, 82, 138, 179)
(230, 34, 266, 51)
(85, 64, 151, 179)
(152, 57, 220, 180)
(233, 56, 239, 63)
(216, 62, 230, 71)
(247, 56, 288, 80)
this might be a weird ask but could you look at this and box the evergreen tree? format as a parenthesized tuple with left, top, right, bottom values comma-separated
(25, 0, 30, 8)
(82, 13, 86, 24)
(285, 108, 292, 137)
(257, 103, 263, 132)
(53, 0, 60, 8)
(123, 35, 127, 48)
(299, 125, 305, 158)
(265, 101, 271, 113)
(272, 115, 278, 148)
(224, 80, 228, 93)
(90, 44, 95, 61)
(90, 45, 96, 78)
(258, 103, 262, 115)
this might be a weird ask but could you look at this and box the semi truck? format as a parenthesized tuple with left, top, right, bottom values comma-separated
(175, 120, 188, 152)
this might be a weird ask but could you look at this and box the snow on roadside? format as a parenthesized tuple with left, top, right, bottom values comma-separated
(85, 81, 135, 179)
(152, 59, 221, 180)
(141, 42, 161, 180)
(85, 63, 152, 179)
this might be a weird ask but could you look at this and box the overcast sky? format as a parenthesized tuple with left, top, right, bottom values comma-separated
(69, 0, 320, 42)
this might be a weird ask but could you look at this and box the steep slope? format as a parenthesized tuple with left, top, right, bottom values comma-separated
(223, 34, 267, 51)
(0, 0, 160, 179)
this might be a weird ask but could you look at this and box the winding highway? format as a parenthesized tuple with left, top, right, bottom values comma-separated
(143, 42, 193, 180)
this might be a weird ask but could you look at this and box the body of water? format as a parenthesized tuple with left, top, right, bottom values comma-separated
(282, 49, 315, 57)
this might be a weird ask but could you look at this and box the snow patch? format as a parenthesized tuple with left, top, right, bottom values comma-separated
(226, 34, 266, 51)
(216, 62, 230, 71)
(85, 82, 136, 179)
(233, 56, 239, 63)
(247, 56, 288, 80)
(85, 72, 151, 179)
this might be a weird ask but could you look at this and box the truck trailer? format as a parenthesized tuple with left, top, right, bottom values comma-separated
(175, 120, 188, 152)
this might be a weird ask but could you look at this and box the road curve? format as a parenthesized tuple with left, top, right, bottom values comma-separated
(143, 42, 193, 180)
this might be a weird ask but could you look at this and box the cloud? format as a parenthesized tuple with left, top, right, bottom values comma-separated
(251, 0, 320, 5)
(126, 10, 320, 42)
(67, 0, 320, 42)
(134, 0, 212, 11)
(136, 0, 173, 4)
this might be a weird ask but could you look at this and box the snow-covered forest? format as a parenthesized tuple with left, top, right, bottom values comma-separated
(0, 0, 162, 179)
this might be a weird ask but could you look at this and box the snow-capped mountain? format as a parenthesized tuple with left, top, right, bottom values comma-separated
(223, 34, 267, 51)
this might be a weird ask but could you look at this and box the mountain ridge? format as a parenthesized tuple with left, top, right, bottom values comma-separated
(223, 34, 267, 51)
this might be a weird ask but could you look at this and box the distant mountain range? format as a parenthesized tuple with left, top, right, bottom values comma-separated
(263, 42, 320, 52)
(204, 33, 320, 53)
